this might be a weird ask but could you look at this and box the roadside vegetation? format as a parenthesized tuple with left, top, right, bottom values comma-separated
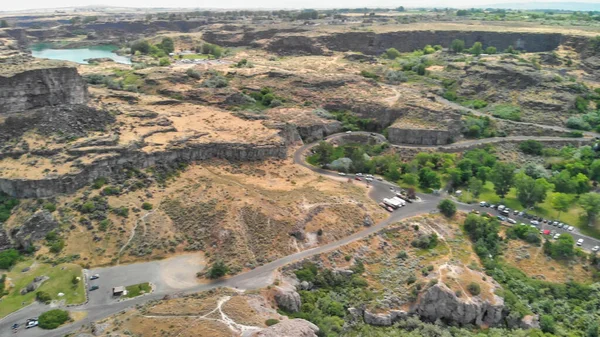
(125, 282, 152, 298)
(38, 309, 70, 329)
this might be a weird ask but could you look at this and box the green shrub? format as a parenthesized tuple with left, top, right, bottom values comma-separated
(36, 291, 52, 304)
(207, 260, 229, 279)
(38, 309, 69, 329)
(467, 282, 481, 296)
(113, 207, 129, 218)
(492, 104, 521, 121)
(159, 57, 171, 66)
(141, 202, 153, 210)
(80, 201, 95, 213)
(43, 203, 56, 212)
(0, 249, 21, 269)
(438, 199, 456, 217)
(519, 140, 543, 155)
(265, 319, 279, 326)
(360, 70, 379, 80)
(0, 192, 19, 222)
(385, 48, 401, 59)
(186, 68, 202, 79)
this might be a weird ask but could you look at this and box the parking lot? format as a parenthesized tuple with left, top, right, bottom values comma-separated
(478, 202, 599, 252)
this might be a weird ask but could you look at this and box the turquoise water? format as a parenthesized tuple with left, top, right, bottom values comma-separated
(30, 44, 131, 65)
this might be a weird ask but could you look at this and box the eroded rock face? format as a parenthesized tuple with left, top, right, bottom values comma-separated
(364, 310, 408, 326)
(274, 286, 302, 313)
(0, 66, 88, 115)
(416, 283, 505, 327)
(252, 318, 319, 337)
(12, 210, 59, 249)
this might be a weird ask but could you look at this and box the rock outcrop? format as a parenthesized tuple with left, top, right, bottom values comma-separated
(0, 64, 88, 115)
(252, 318, 319, 337)
(12, 210, 59, 249)
(415, 283, 505, 327)
(274, 286, 302, 313)
(20, 275, 49, 295)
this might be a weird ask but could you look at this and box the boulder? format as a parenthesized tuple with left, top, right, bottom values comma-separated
(415, 283, 505, 327)
(20, 275, 49, 294)
(363, 309, 408, 326)
(274, 286, 302, 313)
(252, 318, 319, 337)
(520, 315, 540, 329)
(363, 215, 373, 227)
(12, 211, 59, 250)
(299, 281, 312, 290)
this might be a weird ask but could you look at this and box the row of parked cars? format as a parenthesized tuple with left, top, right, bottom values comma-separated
(479, 201, 599, 252)
(479, 201, 575, 230)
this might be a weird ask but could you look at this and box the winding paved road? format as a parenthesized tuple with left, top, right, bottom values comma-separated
(2, 132, 599, 337)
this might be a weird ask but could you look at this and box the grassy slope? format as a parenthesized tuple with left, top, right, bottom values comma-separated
(125, 282, 151, 298)
(0, 260, 85, 318)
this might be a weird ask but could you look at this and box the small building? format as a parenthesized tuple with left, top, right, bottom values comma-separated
(112, 286, 125, 296)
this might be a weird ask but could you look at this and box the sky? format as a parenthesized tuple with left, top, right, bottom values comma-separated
(2, 0, 599, 12)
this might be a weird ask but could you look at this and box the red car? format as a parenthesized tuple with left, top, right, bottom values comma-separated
(355, 177, 362, 181)
(386, 206, 394, 212)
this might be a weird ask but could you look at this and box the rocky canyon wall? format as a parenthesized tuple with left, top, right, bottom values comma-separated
(0, 66, 88, 114)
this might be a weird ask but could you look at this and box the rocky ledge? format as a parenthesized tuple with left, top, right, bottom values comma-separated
(0, 63, 88, 114)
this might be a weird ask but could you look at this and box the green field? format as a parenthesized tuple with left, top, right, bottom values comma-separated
(180, 54, 210, 60)
(0, 260, 85, 318)
(125, 282, 151, 298)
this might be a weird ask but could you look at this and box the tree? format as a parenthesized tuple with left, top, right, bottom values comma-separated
(477, 166, 491, 184)
(519, 140, 543, 155)
(579, 193, 600, 227)
(514, 173, 553, 209)
(551, 193, 574, 219)
(130, 40, 151, 54)
(71, 275, 79, 285)
(485, 46, 497, 54)
(540, 315, 556, 334)
(0, 20, 9, 28)
(385, 48, 401, 59)
(468, 177, 483, 198)
(158, 37, 174, 54)
(208, 260, 229, 279)
(418, 167, 441, 189)
(545, 234, 575, 259)
(490, 162, 515, 198)
(438, 199, 456, 218)
(0, 249, 20, 269)
(590, 159, 600, 181)
(38, 309, 69, 329)
(451, 39, 465, 53)
(470, 42, 483, 56)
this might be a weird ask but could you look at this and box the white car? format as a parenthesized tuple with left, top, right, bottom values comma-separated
(530, 220, 539, 226)
(568, 226, 574, 231)
(507, 218, 517, 224)
(26, 321, 38, 329)
(498, 205, 505, 211)
(553, 234, 560, 239)
(356, 173, 363, 177)
(338, 172, 346, 176)
(592, 246, 599, 252)
(576, 239, 584, 246)
(479, 201, 486, 207)
(345, 131, 352, 134)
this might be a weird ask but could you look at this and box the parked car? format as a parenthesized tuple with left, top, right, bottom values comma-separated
(552, 221, 559, 226)
(558, 224, 564, 229)
(338, 172, 346, 176)
(386, 206, 394, 213)
(345, 131, 352, 134)
(592, 246, 599, 252)
(518, 211, 524, 217)
(497, 216, 507, 222)
(513, 210, 519, 215)
(356, 173, 363, 177)
(354, 177, 362, 181)
(490, 204, 496, 209)
(553, 233, 560, 239)
(26, 321, 38, 329)
(543, 229, 550, 235)
(498, 205, 505, 211)
(479, 201, 487, 207)
(501, 210, 510, 216)
(568, 226, 574, 231)
(90, 274, 100, 280)
(577, 239, 584, 246)
(530, 220, 539, 226)
(90, 285, 99, 291)
(507, 218, 517, 224)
